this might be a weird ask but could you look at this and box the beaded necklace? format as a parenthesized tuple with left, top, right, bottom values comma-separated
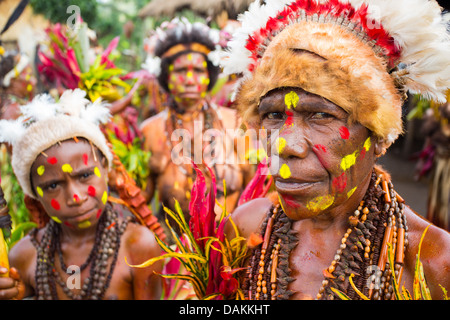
(243, 170, 408, 300)
(164, 101, 225, 197)
(31, 204, 131, 300)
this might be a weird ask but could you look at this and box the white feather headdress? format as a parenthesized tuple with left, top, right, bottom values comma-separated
(0, 89, 113, 198)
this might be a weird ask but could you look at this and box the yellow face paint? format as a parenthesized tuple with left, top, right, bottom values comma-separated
(102, 191, 108, 205)
(94, 167, 101, 178)
(306, 194, 335, 212)
(186, 71, 193, 79)
(276, 137, 287, 155)
(279, 163, 292, 179)
(62, 164, 73, 173)
(347, 186, 357, 198)
(202, 61, 207, 68)
(36, 186, 44, 198)
(277, 193, 287, 213)
(363, 137, 371, 152)
(51, 216, 62, 224)
(78, 220, 91, 229)
(187, 53, 193, 61)
(37, 165, 45, 176)
(169, 64, 174, 72)
(340, 151, 358, 171)
(284, 91, 300, 109)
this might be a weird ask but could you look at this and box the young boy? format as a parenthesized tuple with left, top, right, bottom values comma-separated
(0, 89, 162, 300)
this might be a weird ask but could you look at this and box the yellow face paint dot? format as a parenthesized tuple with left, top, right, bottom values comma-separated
(284, 91, 300, 109)
(279, 163, 291, 179)
(340, 151, 358, 171)
(78, 220, 91, 229)
(37, 165, 45, 176)
(169, 64, 174, 72)
(363, 137, 371, 152)
(276, 137, 287, 155)
(202, 61, 207, 68)
(187, 53, 193, 61)
(102, 191, 108, 205)
(347, 186, 357, 198)
(186, 71, 193, 78)
(36, 186, 44, 198)
(306, 194, 335, 213)
(51, 216, 62, 224)
(94, 167, 101, 178)
(62, 164, 73, 173)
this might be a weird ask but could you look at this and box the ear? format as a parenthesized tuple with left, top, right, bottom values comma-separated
(374, 137, 386, 157)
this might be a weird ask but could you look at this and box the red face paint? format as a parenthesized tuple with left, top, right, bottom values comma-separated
(281, 194, 302, 208)
(339, 126, 350, 140)
(332, 172, 347, 193)
(359, 148, 366, 160)
(73, 194, 80, 202)
(285, 110, 294, 127)
(82, 153, 89, 165)
(63, 221, 73, 228)
(47, 157, 58, 165)
(51, 199, 60, 210)
(312, 144, 329, 168)
(87, 186, 96, 197)
(96, 208, 102, 219)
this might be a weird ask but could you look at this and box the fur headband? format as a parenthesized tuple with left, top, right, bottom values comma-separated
(223, 0, 450, 149)
(0, 89, 113, 199)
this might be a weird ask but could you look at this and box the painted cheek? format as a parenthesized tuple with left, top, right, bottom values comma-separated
(87, 186, 96, 197)
(306, 194, 335, 213)
(101, 191, 108, 205)
(51, 199, 61, 210)
(94, 167, 101, 178)
(339, 126, 350, 140)
(312, 144, 329, 168)
(36, 186, 44, 198)
(332, 172, 347, 193)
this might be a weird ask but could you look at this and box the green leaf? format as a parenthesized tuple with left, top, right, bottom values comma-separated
(330, 287, 351, 300)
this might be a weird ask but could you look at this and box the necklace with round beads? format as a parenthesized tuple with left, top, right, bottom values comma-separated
(243, 170, 408, 300)
(31, 204, 131, 300)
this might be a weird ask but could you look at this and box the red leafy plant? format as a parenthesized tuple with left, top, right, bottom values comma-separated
(126, 162, 248, 300)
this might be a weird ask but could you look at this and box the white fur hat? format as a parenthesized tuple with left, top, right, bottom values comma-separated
(0, 89, 113, 199)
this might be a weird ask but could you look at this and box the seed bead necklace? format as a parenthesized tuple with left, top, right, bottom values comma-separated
(30, 204, 131, 300)
(242, 170, 408, 300)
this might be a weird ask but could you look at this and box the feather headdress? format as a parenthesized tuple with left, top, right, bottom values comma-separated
(0, 89, 113, 198)
(222, 0, 450, 149)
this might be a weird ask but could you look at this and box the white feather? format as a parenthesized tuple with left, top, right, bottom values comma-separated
(80, 98, 111, 125)
(20, 94, 58, 122)
(58, 89, 90, 117)
(0, 117, 26, 145)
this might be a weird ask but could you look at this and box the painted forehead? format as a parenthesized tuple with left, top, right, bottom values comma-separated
(172, 52, 207, 67)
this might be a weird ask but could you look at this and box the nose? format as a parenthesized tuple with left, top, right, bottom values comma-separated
(65, 181, 88, 206)
(271, 130, 311, 160)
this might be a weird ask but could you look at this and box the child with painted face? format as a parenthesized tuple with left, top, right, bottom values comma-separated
(0, 89, 162, 300)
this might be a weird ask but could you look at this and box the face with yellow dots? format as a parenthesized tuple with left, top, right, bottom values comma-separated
(30, 138, 109, 229)
(167, 52, 210, 108)
(259, 87, 378, 220)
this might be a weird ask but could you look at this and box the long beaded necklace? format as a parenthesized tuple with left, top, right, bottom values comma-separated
(163, 101, 224, 198)
(31, 204, 131, 300)
(243, 170, 408, 300)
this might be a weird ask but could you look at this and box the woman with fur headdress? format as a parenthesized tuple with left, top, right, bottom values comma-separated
(223, 0, 450, 300)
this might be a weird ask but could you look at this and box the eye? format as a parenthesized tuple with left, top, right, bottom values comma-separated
(311, 112, 334, 120)
(262, 112, 285, 120)
(44, 182, 59, 191)
(80, 171, 93, 180)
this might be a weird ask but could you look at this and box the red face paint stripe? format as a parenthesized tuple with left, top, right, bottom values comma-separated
(73, 194, 80, 202)
(339, 126, 350, 140)
(332, 172, 347, 193)
(51, 199, 60, 210)
(96, 208, 102, 219)
(82, 153, 89, 165)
